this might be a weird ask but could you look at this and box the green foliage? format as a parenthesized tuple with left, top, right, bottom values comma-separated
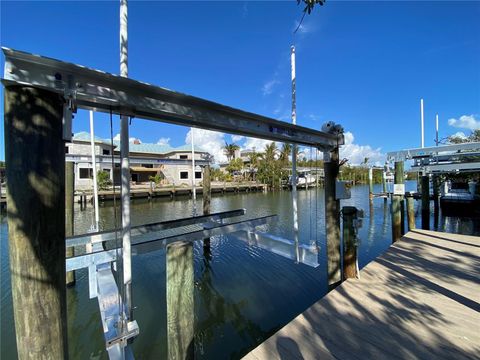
(297, 0, 326, 14)
(339, 165, 383, 184)
(97, 170, 112, 191)
(149, 174, 163, 185)
(223, 142, 240, 161)
(448, 129, 480, 144)
(226, 158, 244, 173)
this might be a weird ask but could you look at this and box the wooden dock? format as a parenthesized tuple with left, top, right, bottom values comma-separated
(244, 229, 480, 360)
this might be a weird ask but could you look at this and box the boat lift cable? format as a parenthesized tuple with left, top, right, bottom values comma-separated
(109, 108, 123, 329)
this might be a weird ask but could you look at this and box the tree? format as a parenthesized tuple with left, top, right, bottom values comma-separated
(226, 158, 244, 175)
(448, 130, 480, 144)
(97, 170, 112, 191)
(298, 0, 326, 14)
(223, 142, 240, 162)
(278, 143, 292, 166)
(247, 151, 260, 181)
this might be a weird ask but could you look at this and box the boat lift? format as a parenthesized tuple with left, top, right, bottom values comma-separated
(2, 46, 344, 359)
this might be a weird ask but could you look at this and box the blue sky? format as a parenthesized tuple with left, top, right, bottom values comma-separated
(1, 1, 479, 164)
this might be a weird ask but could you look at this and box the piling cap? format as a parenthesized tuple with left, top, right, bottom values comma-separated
(342, 206, 358, 215)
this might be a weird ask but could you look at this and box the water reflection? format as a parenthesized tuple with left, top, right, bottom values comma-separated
(1, 181, 479, 359)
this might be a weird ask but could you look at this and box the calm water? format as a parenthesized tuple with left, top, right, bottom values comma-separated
(1, 181, 479, 359)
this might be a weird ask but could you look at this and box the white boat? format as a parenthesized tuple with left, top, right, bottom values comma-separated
(440, 181, 479, 214)
(288, 171, 317, 188)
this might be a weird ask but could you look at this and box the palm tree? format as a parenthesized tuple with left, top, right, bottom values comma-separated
(248, 151, 260, 181)
(278, 143, 291, 166)
(224, 142, 240, 162)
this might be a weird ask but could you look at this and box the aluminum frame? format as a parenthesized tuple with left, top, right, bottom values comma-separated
(2, 47, 343, 150)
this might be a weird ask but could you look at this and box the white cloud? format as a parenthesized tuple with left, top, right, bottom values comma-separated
(447, 114, 480, 131)
(186, 128, 227, 164)
(112, 133, 142, 143)
(262, 78, 280, 95)
(293, 20, 314, 35)
(243, 137, 273, 152)
(231, 135, 245, 143)
(340, 131, 385, 166)
(157, 137, 170, 146)
(448, 131, 467, 142)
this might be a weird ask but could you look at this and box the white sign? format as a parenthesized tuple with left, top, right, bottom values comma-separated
(393, 184, 405, 195)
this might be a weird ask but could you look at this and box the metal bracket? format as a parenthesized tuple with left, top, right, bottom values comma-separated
(62, 74, 77, 141)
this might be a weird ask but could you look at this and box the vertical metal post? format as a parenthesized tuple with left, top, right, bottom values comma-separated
(421, 175, 430, 230)
(325, 147, 341, 288)
(435, 114, 439, 146)
(191, 128, 197, 216)
(420, 98, 425, 148)
(5, 86, 68, 359)
(203, 164, 211, 252)
(120, 0, 132, 321)
(66, 161, 76, 286)
(89, 110, 99, 231)
(291, 45, 299, 257)
(342, 206, 358, 280)
(368, 167, 373, 200)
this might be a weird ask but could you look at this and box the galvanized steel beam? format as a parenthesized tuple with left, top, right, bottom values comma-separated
(2, 47, 342, 150)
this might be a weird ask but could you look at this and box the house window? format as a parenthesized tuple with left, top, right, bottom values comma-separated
(102, 169, 111, 176)
(79, 168, 93, 179)
(132, 174, 138, 182)
(103, 149, 110, 155)
(65, 146, 69, 154)
(141, 164, 153, 168)
(179, 155, 188, 159)
(195, 171, 202, 179)
(180, 171, 189, 179)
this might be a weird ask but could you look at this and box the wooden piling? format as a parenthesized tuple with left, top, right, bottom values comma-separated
(66, 161, 76, 286)
(421, 175, 430, 230)
(406, 193, 416, 231)
(5, 86, 68, 359)
(391, 161, 404, 243)
(166, 241, 194, 360)
(342, 206, 358, 280)
(324, 147, 341, 288)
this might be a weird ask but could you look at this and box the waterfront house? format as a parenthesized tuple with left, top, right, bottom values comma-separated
(66, 132, 210, 190)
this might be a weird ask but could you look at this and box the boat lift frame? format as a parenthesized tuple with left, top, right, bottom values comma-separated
(2, 47, 344, 359)
(387, 142, 480, 174)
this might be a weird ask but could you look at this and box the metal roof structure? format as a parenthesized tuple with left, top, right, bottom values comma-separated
(2, 47, 344, 150)
(387, 142, 480, 174)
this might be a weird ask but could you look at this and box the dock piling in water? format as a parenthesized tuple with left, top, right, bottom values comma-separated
(406, 193, 416, 231)
(421, 175, 430, 230)
(5, 85, 68, 359)
(391, 161, 404, 242)
(203, 164, 212, 252)
(166, 241, 194, 360)
(324, 147, 341, 288)
(342, 206, 359, 280)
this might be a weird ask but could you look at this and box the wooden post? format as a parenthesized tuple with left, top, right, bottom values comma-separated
(66, 161, 76, 286)
(342, 206, 358, 280)
(166, 241, 194, 360)
(382, 168, 387, 204)
(391, 161, 404, 243)
(203, 165, 212, 252)
(324, 147, 341, 289)
(432, 174, 440, 213)
(421, 174, 430, 230)
(5, 86, 68, 359)
(406, 193, 416, 231)
(368, 167, 374, 200)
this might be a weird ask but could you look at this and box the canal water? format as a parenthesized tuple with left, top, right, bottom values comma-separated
(1, 182, 479, 359)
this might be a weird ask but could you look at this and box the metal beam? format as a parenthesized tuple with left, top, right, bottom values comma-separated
(66, 214, 276, 271)
(2, 48, 342, 149)
(66, 209, 246, 247)
(411, 161, 480, 174)
(387, 142, 480, 162)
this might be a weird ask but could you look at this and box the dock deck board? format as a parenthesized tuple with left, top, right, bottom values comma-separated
(243, 229, 480, 360)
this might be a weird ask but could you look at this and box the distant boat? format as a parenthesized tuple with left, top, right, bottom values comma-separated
(440, 181, 479, 215)
(289, 171, 317, 188)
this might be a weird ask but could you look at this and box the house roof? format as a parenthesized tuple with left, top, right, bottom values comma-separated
(72, 132, 207, 155)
